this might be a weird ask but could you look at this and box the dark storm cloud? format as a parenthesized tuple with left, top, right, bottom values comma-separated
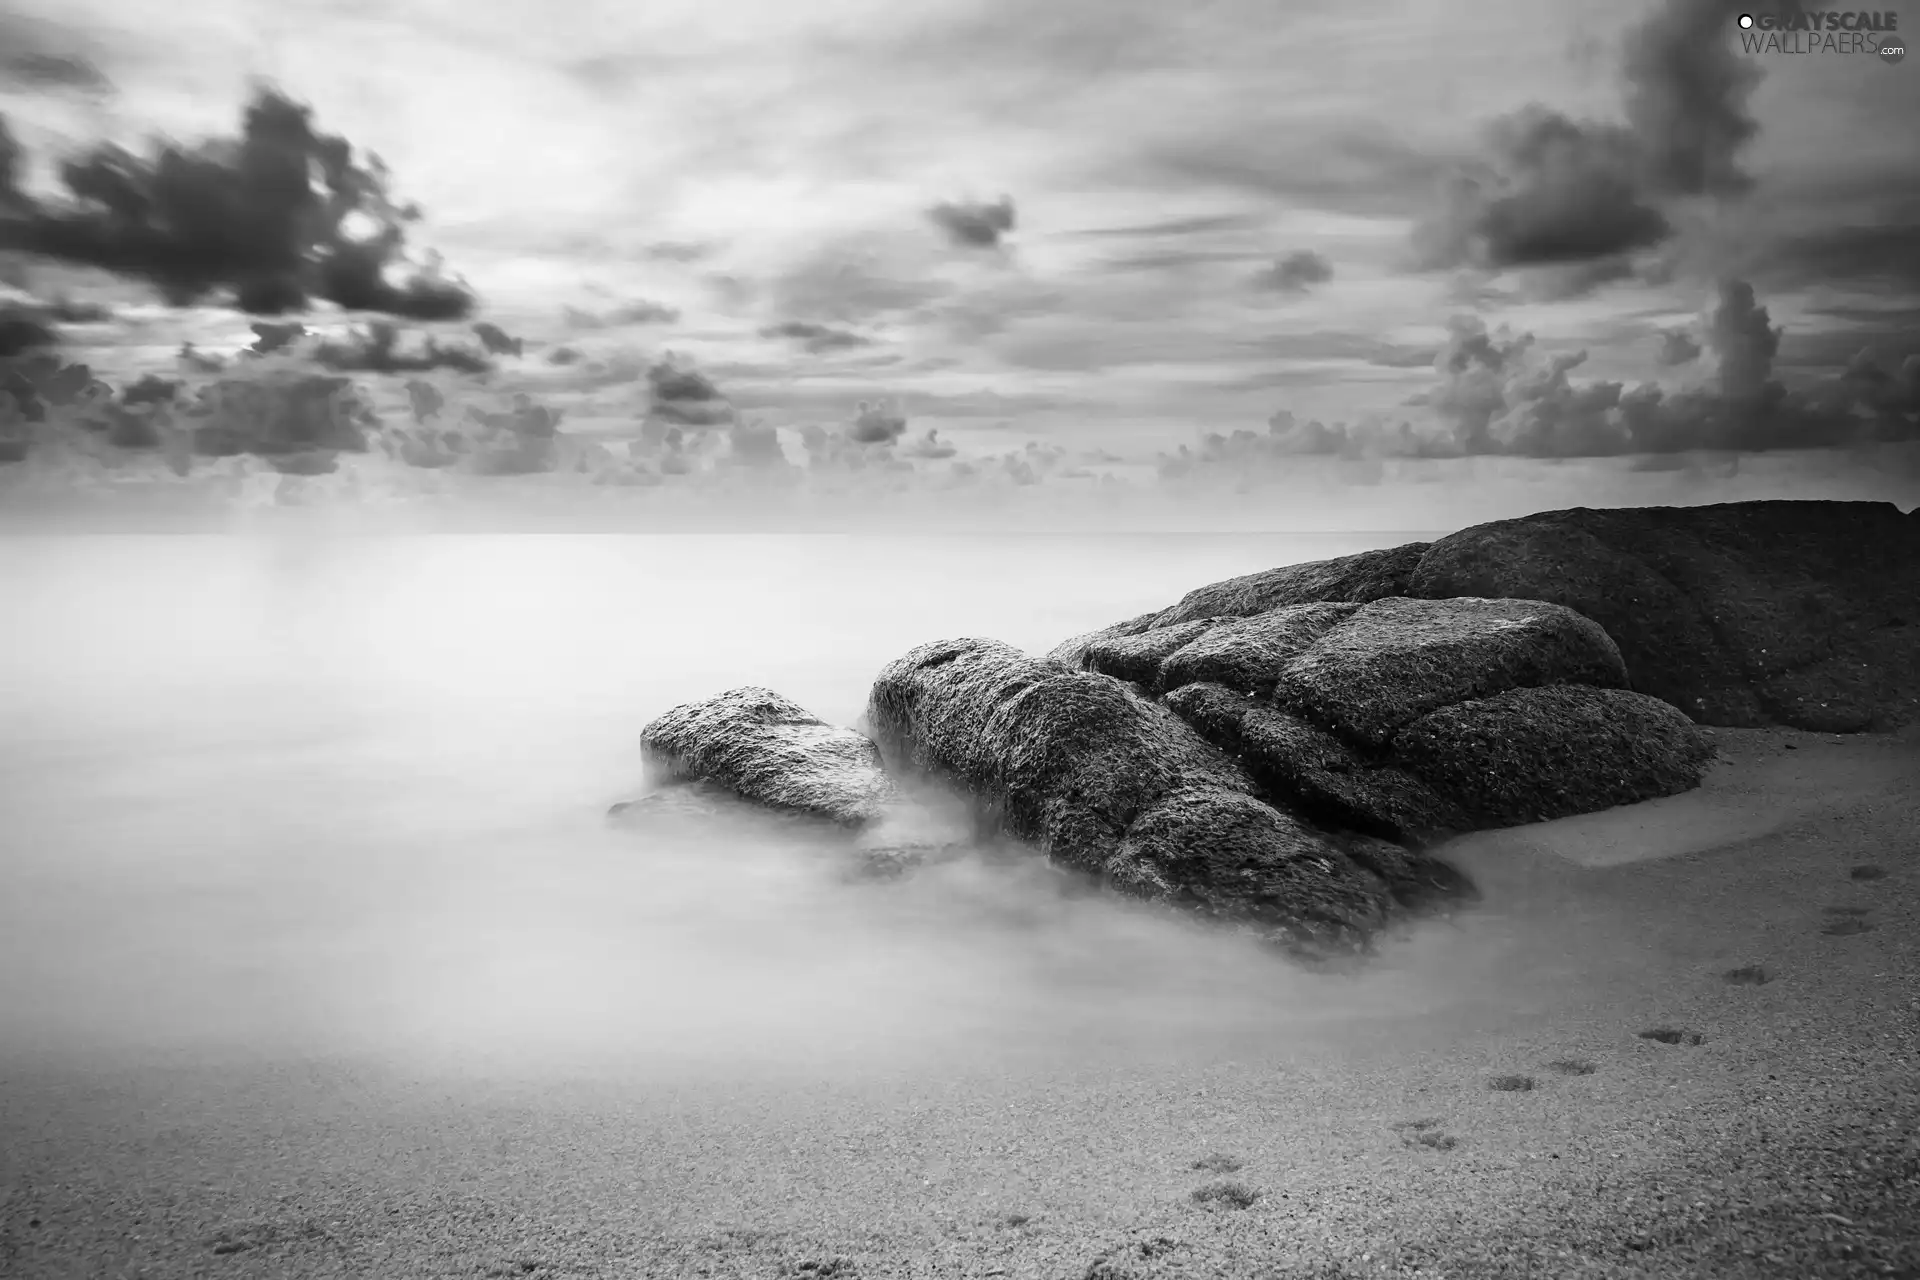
(1251, 250, 1334, 293)
(1416, 0, 1761, 280)
(1261, 280, 1920, 460)
(760, 320, 875, 353)
(0, 85, 475, 319)
(927, 196, 1016, 249)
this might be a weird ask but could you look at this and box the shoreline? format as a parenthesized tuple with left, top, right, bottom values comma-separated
(3, 725, 1915, 1279)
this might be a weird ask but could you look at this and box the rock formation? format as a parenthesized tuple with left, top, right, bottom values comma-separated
(865, 638, 1474, 957)
(1405, 501, 1920, 732)
(1060, 501, 1920, 734)
(613, 500, 1915, 962)
(623, 686, 968, 879)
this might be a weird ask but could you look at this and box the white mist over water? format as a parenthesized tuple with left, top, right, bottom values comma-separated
(0, 532, 1589, 1087)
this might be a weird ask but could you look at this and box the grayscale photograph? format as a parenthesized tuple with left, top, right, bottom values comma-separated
(0, 0, 1916, 1276)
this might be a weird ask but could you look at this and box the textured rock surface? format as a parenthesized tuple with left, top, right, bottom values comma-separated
(1267, 596, 1629, 749)
(866, 638, 1474, 955)
(1058, 588, 1704, 840)
(1051, 502, 1920, 733)
(1154, 602, 1362, 697)
(1164, 682, 1469, 845)
(1046, 609, 1162, 670)
(638, 686, 897, 826)
(1386, 684, 1720, 828)
(1406, 501, 1920, 732)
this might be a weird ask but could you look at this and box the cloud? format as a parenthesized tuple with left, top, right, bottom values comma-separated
(847, 400, 908, 444)
(1701, 278, 1776, 398)
(312, 321, 492, 374)
(1657, 328, 1702, 365)
(1101, 247, 1263, 274)
(760, 321, 875, 353)
(1415, 0, 1761, 281)
(768, 238, 955, 326)
(0, 118, 22, 212)
(1071, 214, 1268, 240)
(1417, 108, 1670, 271)
(1249, 280, 1919, 461)
(1760, 221, 1920, 294)
(642, 241, 715, 264)
(1130, 126, 1455, 221)
(0, 307, 58, 358)
(565, 300, 681, 328)
(927, 197, 1016, 249)
(647, 358, 734, 426)
(0, 11, 112, 94)
(0, 84, 475, 320)
(1251, 250, 1334, 293)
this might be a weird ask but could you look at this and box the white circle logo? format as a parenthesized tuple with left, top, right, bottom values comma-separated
(1738, 13, 1755, 27)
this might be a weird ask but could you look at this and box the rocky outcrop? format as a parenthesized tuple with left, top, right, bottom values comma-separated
(1143, 603, 1360, 697)
(1142, 595, 1704, 841)
(1053, 502, 1920, 734)
(1162, 683, 1470, 845)
(638, 686, 896, 826)
(1405, 501, 1920, 733)
(1387, 684, 1717, 828)
(1051, 587, 1707, 841)
(865, 638, 1474, 957)
(623, 688, 972, 880)
(1266, 597, 1629, 748)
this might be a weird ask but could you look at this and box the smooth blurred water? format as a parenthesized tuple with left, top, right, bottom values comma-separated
(1, 531, 1555, 1084)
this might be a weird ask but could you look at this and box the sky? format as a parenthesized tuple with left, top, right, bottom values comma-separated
(1, 0, 1918, 472)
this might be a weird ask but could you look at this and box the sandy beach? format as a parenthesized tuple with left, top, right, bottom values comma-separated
(3, 724, 1915, 1280)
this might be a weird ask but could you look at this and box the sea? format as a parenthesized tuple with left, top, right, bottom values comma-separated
(1, 530, 1604, 1088)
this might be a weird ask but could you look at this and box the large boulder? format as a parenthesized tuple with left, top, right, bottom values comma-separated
(866, 638, 1474, 956)
(1073, 595, 1629, 747)
(1387, 684, 1718, 828)
(1163, 682, 1470, 845)
(1267, 596, 1629, 748)
(638, 686, 896, 826)
(1406, 501, 1920, 732)
(626, 688, 972, 879)
(1059, 594, 1704, 838)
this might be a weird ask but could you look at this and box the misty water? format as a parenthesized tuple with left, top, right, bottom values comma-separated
(0, 531, 1609, 1088)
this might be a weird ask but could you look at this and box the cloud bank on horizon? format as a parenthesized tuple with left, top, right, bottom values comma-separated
(0, 0, 1916, 474)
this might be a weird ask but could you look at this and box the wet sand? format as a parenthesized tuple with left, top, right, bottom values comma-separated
(3, 726, 1916, 1280)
